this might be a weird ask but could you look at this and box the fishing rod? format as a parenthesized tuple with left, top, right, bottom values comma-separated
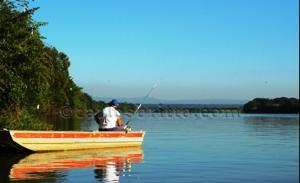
(125, 82, 159, 126)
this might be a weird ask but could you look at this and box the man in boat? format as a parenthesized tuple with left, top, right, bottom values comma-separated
(97, 99, 126, 131)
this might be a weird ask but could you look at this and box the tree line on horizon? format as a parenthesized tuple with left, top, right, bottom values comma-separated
(243, 97, 299, 114)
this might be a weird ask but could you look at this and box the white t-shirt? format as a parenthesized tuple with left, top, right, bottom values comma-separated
(100, 107, 121, 129)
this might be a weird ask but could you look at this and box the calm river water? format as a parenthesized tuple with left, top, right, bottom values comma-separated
(0, 113, 299, 183)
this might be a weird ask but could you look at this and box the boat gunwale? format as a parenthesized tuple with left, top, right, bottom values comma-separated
(9, 130, 145, 134)
(9, 130, 145, 139)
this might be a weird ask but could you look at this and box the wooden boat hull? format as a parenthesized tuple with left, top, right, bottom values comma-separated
(0, 130, 145, 152)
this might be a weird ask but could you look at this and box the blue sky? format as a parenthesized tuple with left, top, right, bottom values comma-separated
(32, 0, 299, 100)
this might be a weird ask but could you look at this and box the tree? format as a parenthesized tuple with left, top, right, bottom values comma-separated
(243, 98, 299, 114)
(0, 0, 135, 129)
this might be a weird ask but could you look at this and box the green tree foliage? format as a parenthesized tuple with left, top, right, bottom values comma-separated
(0, 0, 101, 129)
(243, 97, 299, 114)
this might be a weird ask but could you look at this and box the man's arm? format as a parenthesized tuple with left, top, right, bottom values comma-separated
(117, 116, 123, 127)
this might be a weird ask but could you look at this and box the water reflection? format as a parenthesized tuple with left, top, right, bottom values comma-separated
(241, 115, 299, 141)
(242, 115, 299, 129)
(1, 147, 143, 182)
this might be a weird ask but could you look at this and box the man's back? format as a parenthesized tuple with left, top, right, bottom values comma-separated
(101, 106, 121, 129)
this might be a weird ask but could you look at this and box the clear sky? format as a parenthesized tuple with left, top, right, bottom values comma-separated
(31, 0, 299, 100)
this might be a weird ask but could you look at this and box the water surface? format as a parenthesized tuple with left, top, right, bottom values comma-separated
(0, 113, 298, 183)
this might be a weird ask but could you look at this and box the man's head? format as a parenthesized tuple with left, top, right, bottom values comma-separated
(110, 99, 120, 108)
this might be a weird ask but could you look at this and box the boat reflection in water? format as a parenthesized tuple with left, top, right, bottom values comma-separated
(3, 147, 143, 182)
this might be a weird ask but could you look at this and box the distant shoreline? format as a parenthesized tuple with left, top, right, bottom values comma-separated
(136, 104, 242, 113)
(116, 99, 299, 114)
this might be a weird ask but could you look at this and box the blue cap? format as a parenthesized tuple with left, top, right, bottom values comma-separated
(110, 99, 120, 107)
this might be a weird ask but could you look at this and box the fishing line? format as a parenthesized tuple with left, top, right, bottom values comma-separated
(125, 80, 160, 126)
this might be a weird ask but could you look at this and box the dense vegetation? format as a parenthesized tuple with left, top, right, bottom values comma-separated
(0, 0, 136, 130)
(243, 97, 299, 114)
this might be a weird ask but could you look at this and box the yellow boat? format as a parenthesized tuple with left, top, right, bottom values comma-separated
(0, 130, 145, 152)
